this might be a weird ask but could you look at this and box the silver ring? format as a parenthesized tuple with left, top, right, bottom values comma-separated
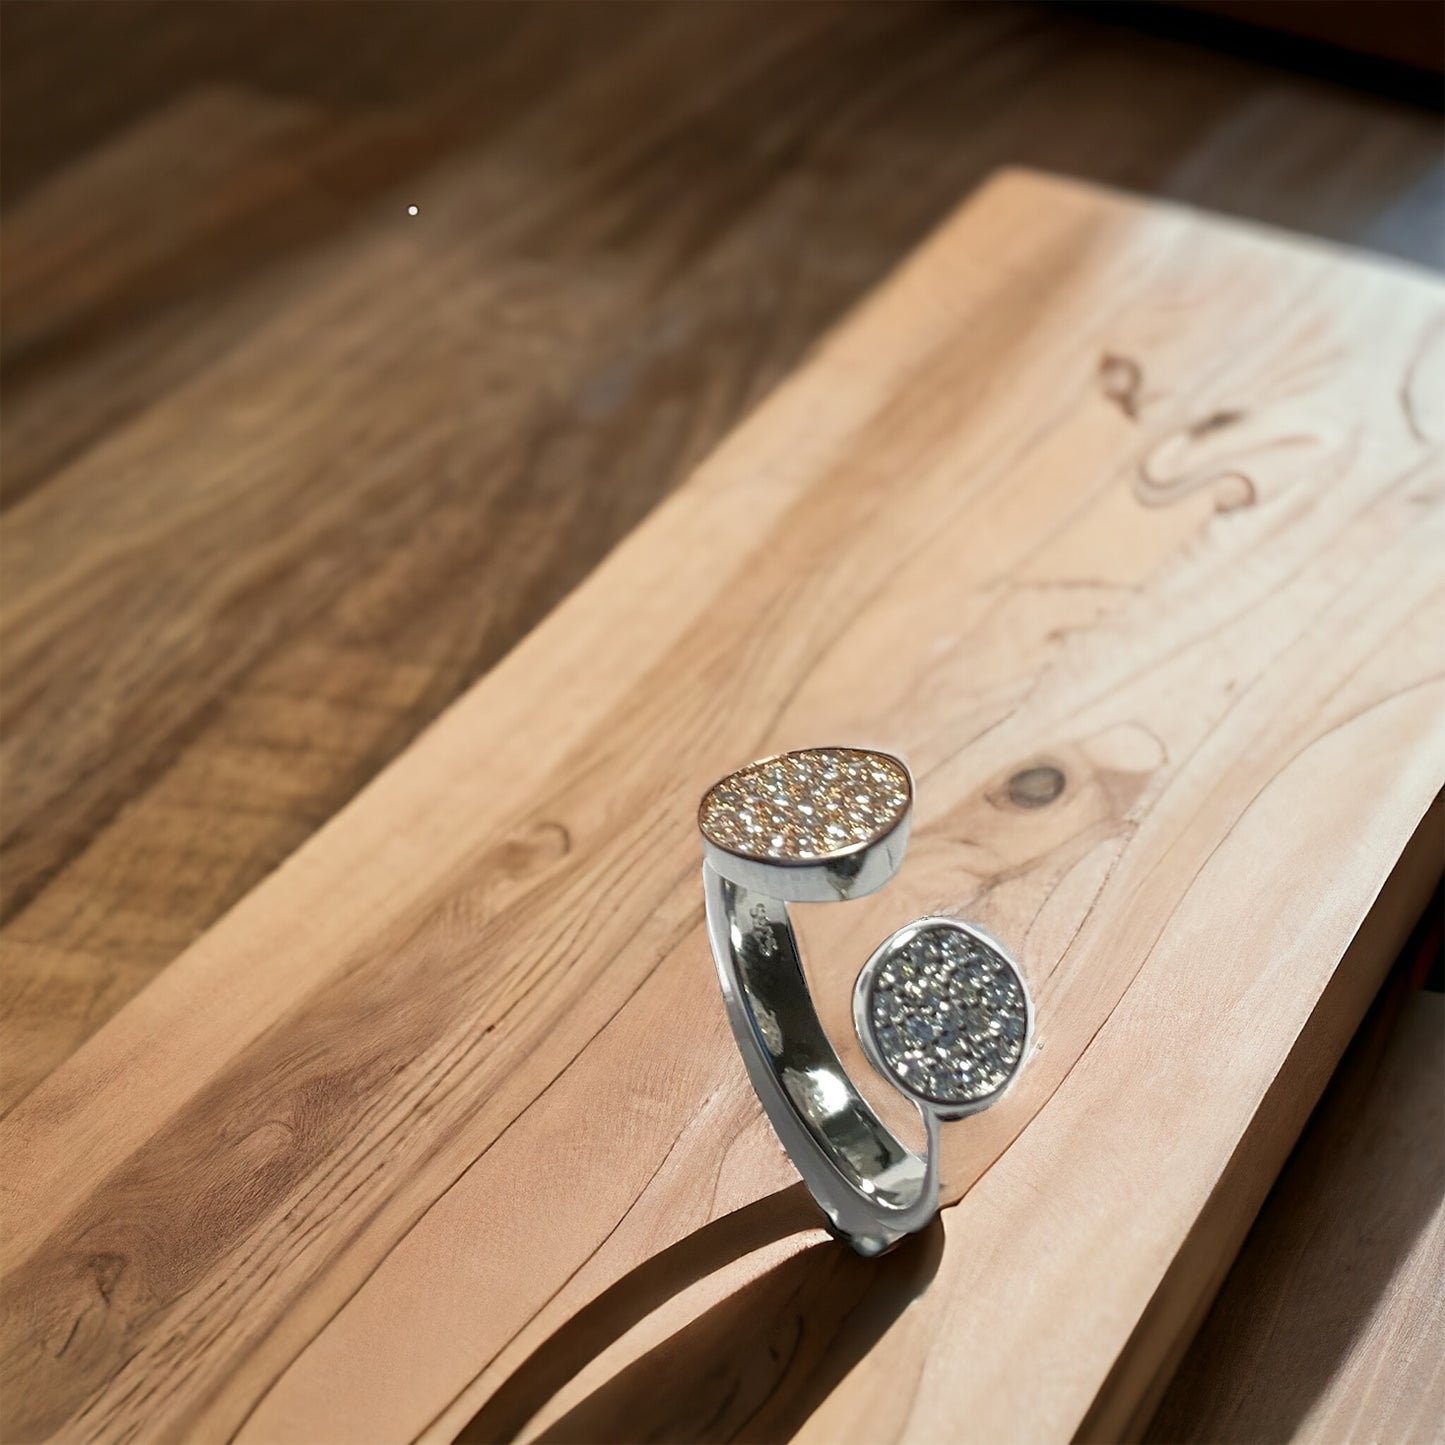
(699, 746, 1033, 1256)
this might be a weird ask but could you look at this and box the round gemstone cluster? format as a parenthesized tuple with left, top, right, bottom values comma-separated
(865, 924, 1028, 1107)
(698, 747, 910, 863)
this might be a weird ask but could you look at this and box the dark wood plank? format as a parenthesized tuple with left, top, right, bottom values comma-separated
(2, 0, 1441, 1116)
(1147, 986, 1445, 1444)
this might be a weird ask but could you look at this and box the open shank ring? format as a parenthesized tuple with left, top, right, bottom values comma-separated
(698, 746, 1032, 1256)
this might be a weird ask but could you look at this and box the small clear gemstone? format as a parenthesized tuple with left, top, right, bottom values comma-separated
(864, 922, 1027, 1107)
(903, 1015, 934, 1046)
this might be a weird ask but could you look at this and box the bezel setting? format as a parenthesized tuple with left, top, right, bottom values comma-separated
(853, 916, 1032, 1120)
(698, 746, 912, 866)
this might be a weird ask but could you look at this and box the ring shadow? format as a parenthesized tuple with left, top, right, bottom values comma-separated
(455, 1182, 944, 1444)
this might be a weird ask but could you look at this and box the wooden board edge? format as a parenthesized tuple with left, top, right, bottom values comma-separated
(1075, 789, 1445, 1443)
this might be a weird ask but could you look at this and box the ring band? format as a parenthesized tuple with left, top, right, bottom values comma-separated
(699, 747, 1032, 1256)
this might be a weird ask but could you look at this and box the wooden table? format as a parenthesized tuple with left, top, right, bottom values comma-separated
(2, 5, 1442, 1442)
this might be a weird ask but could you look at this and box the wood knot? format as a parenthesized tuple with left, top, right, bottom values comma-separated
(1189, 408, 1245, 438)
(491, 820, 571, 876)
(89, 1253, 128, 1305)
(1098, 353, 1143, 419)
(1006, 765, 1066, 809)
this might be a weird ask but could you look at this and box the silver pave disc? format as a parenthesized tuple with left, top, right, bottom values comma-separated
(853, 917, 1032, 1120)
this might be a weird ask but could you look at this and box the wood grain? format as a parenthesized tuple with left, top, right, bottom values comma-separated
(4, 0, 1444, 1116)
(1147, 987, 1445, 1445)
(2, 169, 1441, 1443)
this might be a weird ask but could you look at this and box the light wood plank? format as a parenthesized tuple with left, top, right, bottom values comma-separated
(1, 171, 1442, 1444)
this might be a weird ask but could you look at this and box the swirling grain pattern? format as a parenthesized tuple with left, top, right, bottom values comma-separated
(2, 113, 1443, 1445)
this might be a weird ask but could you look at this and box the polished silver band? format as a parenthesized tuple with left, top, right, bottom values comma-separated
(699, 747, 1031, 1256)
